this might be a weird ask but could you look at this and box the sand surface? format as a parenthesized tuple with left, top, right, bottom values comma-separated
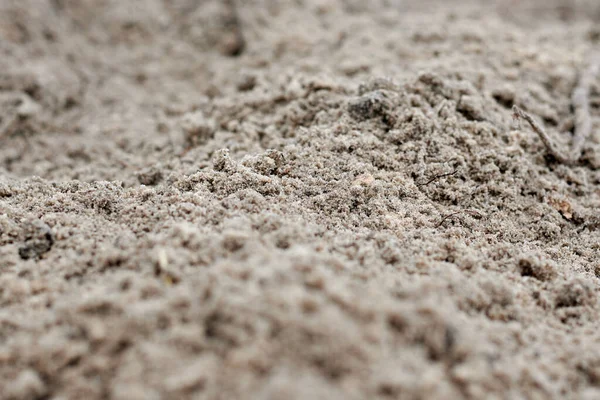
(1, 0, 600, 399)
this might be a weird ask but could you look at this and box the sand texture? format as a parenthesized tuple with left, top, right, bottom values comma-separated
(1, 0, 600, 399)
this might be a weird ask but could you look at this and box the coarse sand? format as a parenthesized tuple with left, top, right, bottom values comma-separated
(1, 0, 600, 399)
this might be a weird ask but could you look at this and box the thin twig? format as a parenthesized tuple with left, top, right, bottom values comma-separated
(436, 209, 484, 228)
(436, 211, 463, 228)
(511, 54, 600, 165)
(570, 54, 600, 160)
(416, 169, 459, 187)
(511, 105, 574, 165)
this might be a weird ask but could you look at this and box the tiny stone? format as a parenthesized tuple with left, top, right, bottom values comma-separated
(136, 166, 163, 186)
(348, 90, 393, 122)
(18, 219, 54, 260)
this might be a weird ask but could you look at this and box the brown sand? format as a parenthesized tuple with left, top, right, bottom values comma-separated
(1, 0, 600, 398)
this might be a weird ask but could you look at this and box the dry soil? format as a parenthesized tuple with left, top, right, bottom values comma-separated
(1, 1, 600, 399)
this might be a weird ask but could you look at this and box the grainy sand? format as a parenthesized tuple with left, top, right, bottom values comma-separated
(1, 1, 600, 399)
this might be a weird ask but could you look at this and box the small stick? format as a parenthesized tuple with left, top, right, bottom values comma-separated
(511, 54, 600, 165)
(511, 105, 574, 165)
(416, 169, 459, 187)
(570, 54, 600, 160)
(436, 209, 484, 228)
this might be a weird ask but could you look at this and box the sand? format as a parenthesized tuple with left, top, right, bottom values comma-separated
(1, 0, 600, 398)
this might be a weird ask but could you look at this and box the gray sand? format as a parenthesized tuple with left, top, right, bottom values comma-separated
(1, 0, 600, 399)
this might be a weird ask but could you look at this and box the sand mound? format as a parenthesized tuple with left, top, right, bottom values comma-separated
(1, 1, 600, 399)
